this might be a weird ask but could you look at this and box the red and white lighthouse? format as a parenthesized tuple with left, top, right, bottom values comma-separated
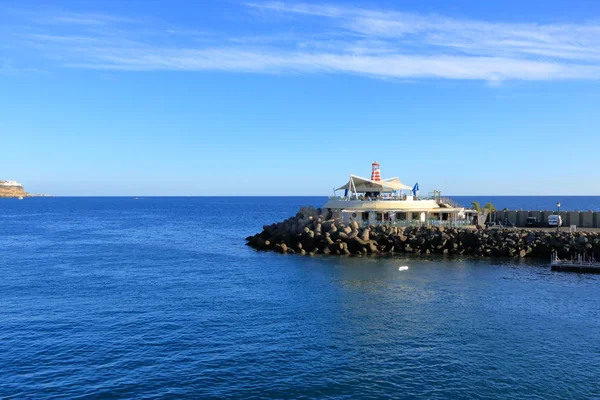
(371, 161, 381, 181)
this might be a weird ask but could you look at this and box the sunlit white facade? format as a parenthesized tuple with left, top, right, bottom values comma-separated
(323, 163, 475, 227)
(0, 180, 22, 187)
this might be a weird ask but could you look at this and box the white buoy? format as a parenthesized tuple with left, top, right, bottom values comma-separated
(398, 266, 409, 271)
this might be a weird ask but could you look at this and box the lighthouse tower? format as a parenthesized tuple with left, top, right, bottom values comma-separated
(371, 161, 381, 181)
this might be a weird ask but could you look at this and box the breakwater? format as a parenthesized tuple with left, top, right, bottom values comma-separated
(246, 207, 600, 259)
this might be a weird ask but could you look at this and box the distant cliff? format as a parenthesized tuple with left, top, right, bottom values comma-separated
(0, 181, 29, 198)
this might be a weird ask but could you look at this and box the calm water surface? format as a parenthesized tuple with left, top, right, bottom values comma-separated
(1, 197, 599, 399)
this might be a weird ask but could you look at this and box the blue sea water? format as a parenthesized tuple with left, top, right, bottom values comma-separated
(1, 196, 600, 399)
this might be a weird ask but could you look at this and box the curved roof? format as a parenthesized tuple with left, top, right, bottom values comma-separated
(336, 175, 412, 193)
(381, 177, 412, 191)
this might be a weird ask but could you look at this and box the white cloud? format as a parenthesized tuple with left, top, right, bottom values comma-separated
(248, 2, 600, 62)
(5, 2, 600, 82)
(35, 10, 138, 26)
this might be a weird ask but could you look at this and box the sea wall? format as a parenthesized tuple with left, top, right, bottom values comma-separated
(246, 207, 600, 259)
(495, 210, 600, 228)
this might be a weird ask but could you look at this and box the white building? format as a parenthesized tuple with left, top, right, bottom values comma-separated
(0, 180, 22, 187)
(322, 162, 474, 227)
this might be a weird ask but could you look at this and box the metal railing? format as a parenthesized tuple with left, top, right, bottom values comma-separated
(428, 219, 472, 227)
(439, 197, 463, 208)
(328, 195, 442, 202)
(353, 219, 472, 228)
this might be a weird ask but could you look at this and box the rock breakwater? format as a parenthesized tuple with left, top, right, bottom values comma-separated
(246, 207, 600, 259)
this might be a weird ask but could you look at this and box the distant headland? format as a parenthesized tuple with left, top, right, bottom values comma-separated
(0, 180, 28, 198)
(0, 180, 51, 198)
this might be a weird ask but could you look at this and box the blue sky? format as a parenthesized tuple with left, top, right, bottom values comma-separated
(1, 0, 600, 195)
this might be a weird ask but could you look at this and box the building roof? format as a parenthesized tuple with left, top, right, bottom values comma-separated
(381, 177, 412, 191)
(336, 175, 412, 193)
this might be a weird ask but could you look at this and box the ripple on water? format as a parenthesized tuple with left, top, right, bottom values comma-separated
(1, 197, 600, 399)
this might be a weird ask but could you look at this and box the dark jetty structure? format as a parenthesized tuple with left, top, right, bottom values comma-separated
(246, 207, 600, 259)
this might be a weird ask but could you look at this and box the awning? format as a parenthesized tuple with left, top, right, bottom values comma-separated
(382, 177, 412, 191)
(336, 175, 412, 193)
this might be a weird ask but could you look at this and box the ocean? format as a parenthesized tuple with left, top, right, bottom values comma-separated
(1, 197, 600, 399)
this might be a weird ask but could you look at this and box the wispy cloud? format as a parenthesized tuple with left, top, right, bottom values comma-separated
(247, 2, 600, 62)
(4, 2, 600, 82)
(10, 8, 139, 26)
(45, 12, 136, 26)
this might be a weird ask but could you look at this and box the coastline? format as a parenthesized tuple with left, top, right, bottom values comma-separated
(0, 193, 52, 198)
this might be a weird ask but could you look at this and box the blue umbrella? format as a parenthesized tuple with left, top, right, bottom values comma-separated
(412, 182, 419, 197)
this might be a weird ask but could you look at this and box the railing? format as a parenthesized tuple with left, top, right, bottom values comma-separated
(439, 197, 463, 208)
(551, 251, 599, 266)
(328, 195, 441, 202)
(428, 219, 472, 227)
(357, 220, 421, 228)
(354, 219, 472, 228)
(328, 196, 408, 201)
